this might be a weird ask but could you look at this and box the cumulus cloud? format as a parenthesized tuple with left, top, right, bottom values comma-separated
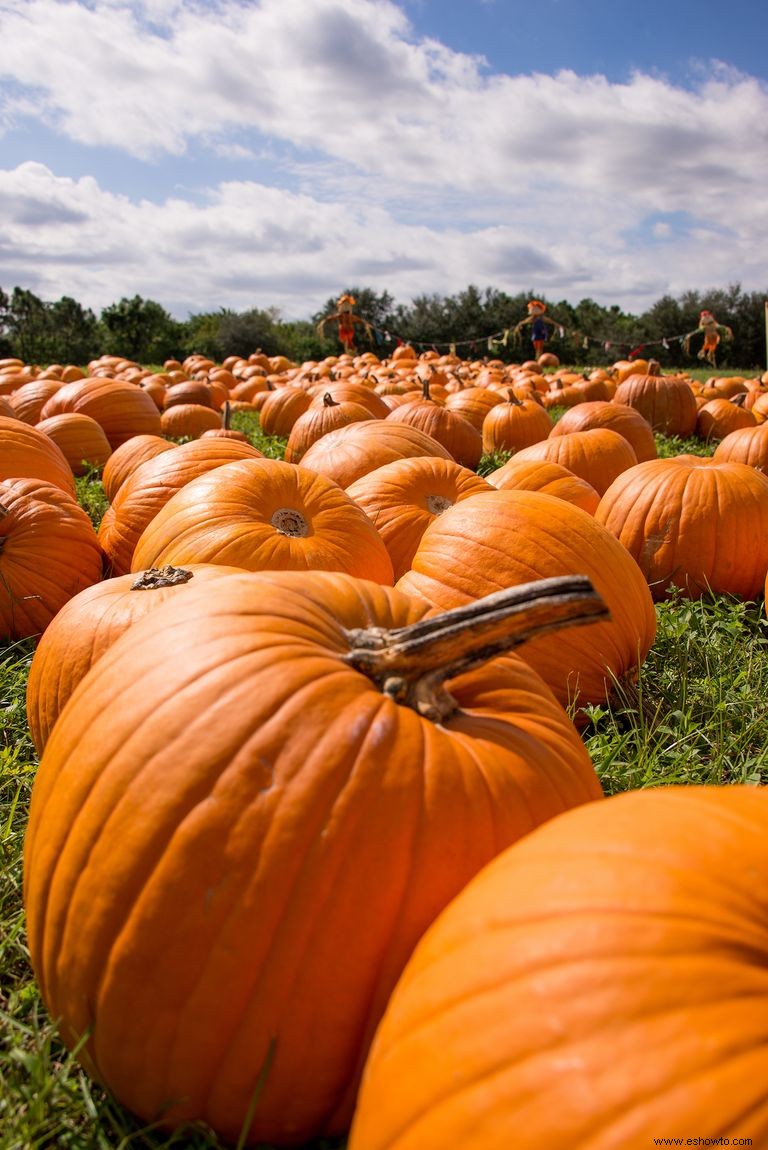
(0, 0, 766, 318)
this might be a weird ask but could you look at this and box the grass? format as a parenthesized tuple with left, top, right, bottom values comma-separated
(2, 396, 767, 1148)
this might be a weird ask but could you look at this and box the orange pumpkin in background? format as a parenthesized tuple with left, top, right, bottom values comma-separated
(130, 456, 396, 585)
(396, 487, 656, 714)
(0, 477, 103, 641)
(596, 456, 768, 601)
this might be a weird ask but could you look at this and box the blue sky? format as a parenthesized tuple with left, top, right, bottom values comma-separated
(1, 0, 766, 322)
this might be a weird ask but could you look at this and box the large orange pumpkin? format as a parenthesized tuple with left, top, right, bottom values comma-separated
(350, 785, 768, 1150)
(130, 456, 396, 584)
(25, 563, 246, 754)
(39, 377, 162, 448)
(299, 421, 454, 489)
(612, 362, 697, 438)
(24, 570, 606, 1146)
(0, 416, 77, 496)
(0, 477, 104, 640)
(98, 438, 264, 575)
(396, 488, 656, 713)
(595, 456, 768, 600)
(548, 399, 657, 463)
(346, 456, 492, 580)
(511, 427, 638, 496)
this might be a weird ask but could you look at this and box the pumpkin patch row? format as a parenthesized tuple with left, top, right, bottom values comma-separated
(3, 346, 768, 1147)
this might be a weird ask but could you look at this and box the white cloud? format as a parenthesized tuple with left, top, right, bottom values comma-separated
(0, 0, 766, 319)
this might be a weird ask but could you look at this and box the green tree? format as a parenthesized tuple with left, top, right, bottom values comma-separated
(5, 287, 50, 364)
(213, 307, 283, 359)
(99, 296, 182, 363)
(47, 295, 100, 365)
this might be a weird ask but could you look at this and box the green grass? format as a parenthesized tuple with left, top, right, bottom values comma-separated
(2, 396, 767, 1148)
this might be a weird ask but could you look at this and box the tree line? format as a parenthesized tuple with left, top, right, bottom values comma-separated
(1, 283, 766, 370)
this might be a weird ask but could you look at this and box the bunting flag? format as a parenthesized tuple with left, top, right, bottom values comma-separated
(364, 321, 710, 358)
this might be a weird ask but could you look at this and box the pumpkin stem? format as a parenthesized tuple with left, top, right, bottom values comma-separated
(222, 401, 232, 430)
(344, 574, 608, 722)
(131, 566, 194, 590)
(323, 393, 340, 408)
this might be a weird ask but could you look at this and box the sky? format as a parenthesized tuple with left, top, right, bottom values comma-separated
(1, 0, 767, 324)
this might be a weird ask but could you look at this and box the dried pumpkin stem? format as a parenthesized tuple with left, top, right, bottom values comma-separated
(131, 566, 194, 590)
(344, 574, 609, 722)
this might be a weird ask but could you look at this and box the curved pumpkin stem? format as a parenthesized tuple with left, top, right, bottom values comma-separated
(344, 574, 609, 721)
(323, 392, 340, 408)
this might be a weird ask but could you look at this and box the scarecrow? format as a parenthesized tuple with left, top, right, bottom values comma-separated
(316, 293, 372, 353)
(513, 300, 560, 358)
(683, 310, 733, 368)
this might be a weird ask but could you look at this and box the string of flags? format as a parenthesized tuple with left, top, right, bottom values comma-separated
(370, 323, 693, 360)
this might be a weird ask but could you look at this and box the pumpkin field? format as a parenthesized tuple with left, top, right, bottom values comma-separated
(2, 348, 768, 1149)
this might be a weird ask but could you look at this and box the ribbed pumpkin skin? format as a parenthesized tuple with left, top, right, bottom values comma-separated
(481, 395, 553, 455)
(24, 570, 603, 1146)
(0, 477, 104, 640)
(35, 412, 113, 475)
(713, 422, 768, 472)
(101, 434, 177, 503)
(386, 400, 482, 471)
(131, 457, 395, 585)
(299, 421, 454, 489)
(25, 563, 246, 754)
(595, 457, 768, 600)
(0, 416, 77, 496)
(549, 400, 657, 463)
(484, 457, 600, 515)
(39, 378, 162, 448)
(159, 403, 222, 439)
(284, 399, 376, 464)
(98, 438, 264, 575)
(396, 489, 656, 711)
(695, 398, 756, 442)
(346, 457, 492, 580)
(612, 372, 697, 437)
(350, 785, 768, 1150)
(511, 428, 638, 496)
(258, 386, 313, 438)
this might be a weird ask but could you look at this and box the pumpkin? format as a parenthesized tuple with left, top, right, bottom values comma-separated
(7, 380, 62, 425)
(484, 456, 600, 515)
(595, 456, 768, 600)
(481, 392, 553, 455)
(284, 394, 376, 464)
(0, 477, 104, 641)
(713, 422, 768, 472)
(346, 457, 492, 581)
(350, 785, 768, 1150)
(23, 570, 606, 1146)
(612, 361, 697, 438)
(98, 438, 265, 575)
(396, 488, 656, 714)
(39, 378, 163, 448)
(511, 428, 638, 497)
(130, 457, 396, 585)
(548, 400, 657, 463)
(385, 382, 482, 471)
(100, 434, 177, 503)
(25, 563, 246, 753)
(443, 387, 505, 432)
(299, 421, 454, 489)
(0, 416, 77, 496)
(159, 403, 223, 439)
(694, 397, 756, 442)
(35, 412, 112, 475)
(258, 386, 313, 438)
